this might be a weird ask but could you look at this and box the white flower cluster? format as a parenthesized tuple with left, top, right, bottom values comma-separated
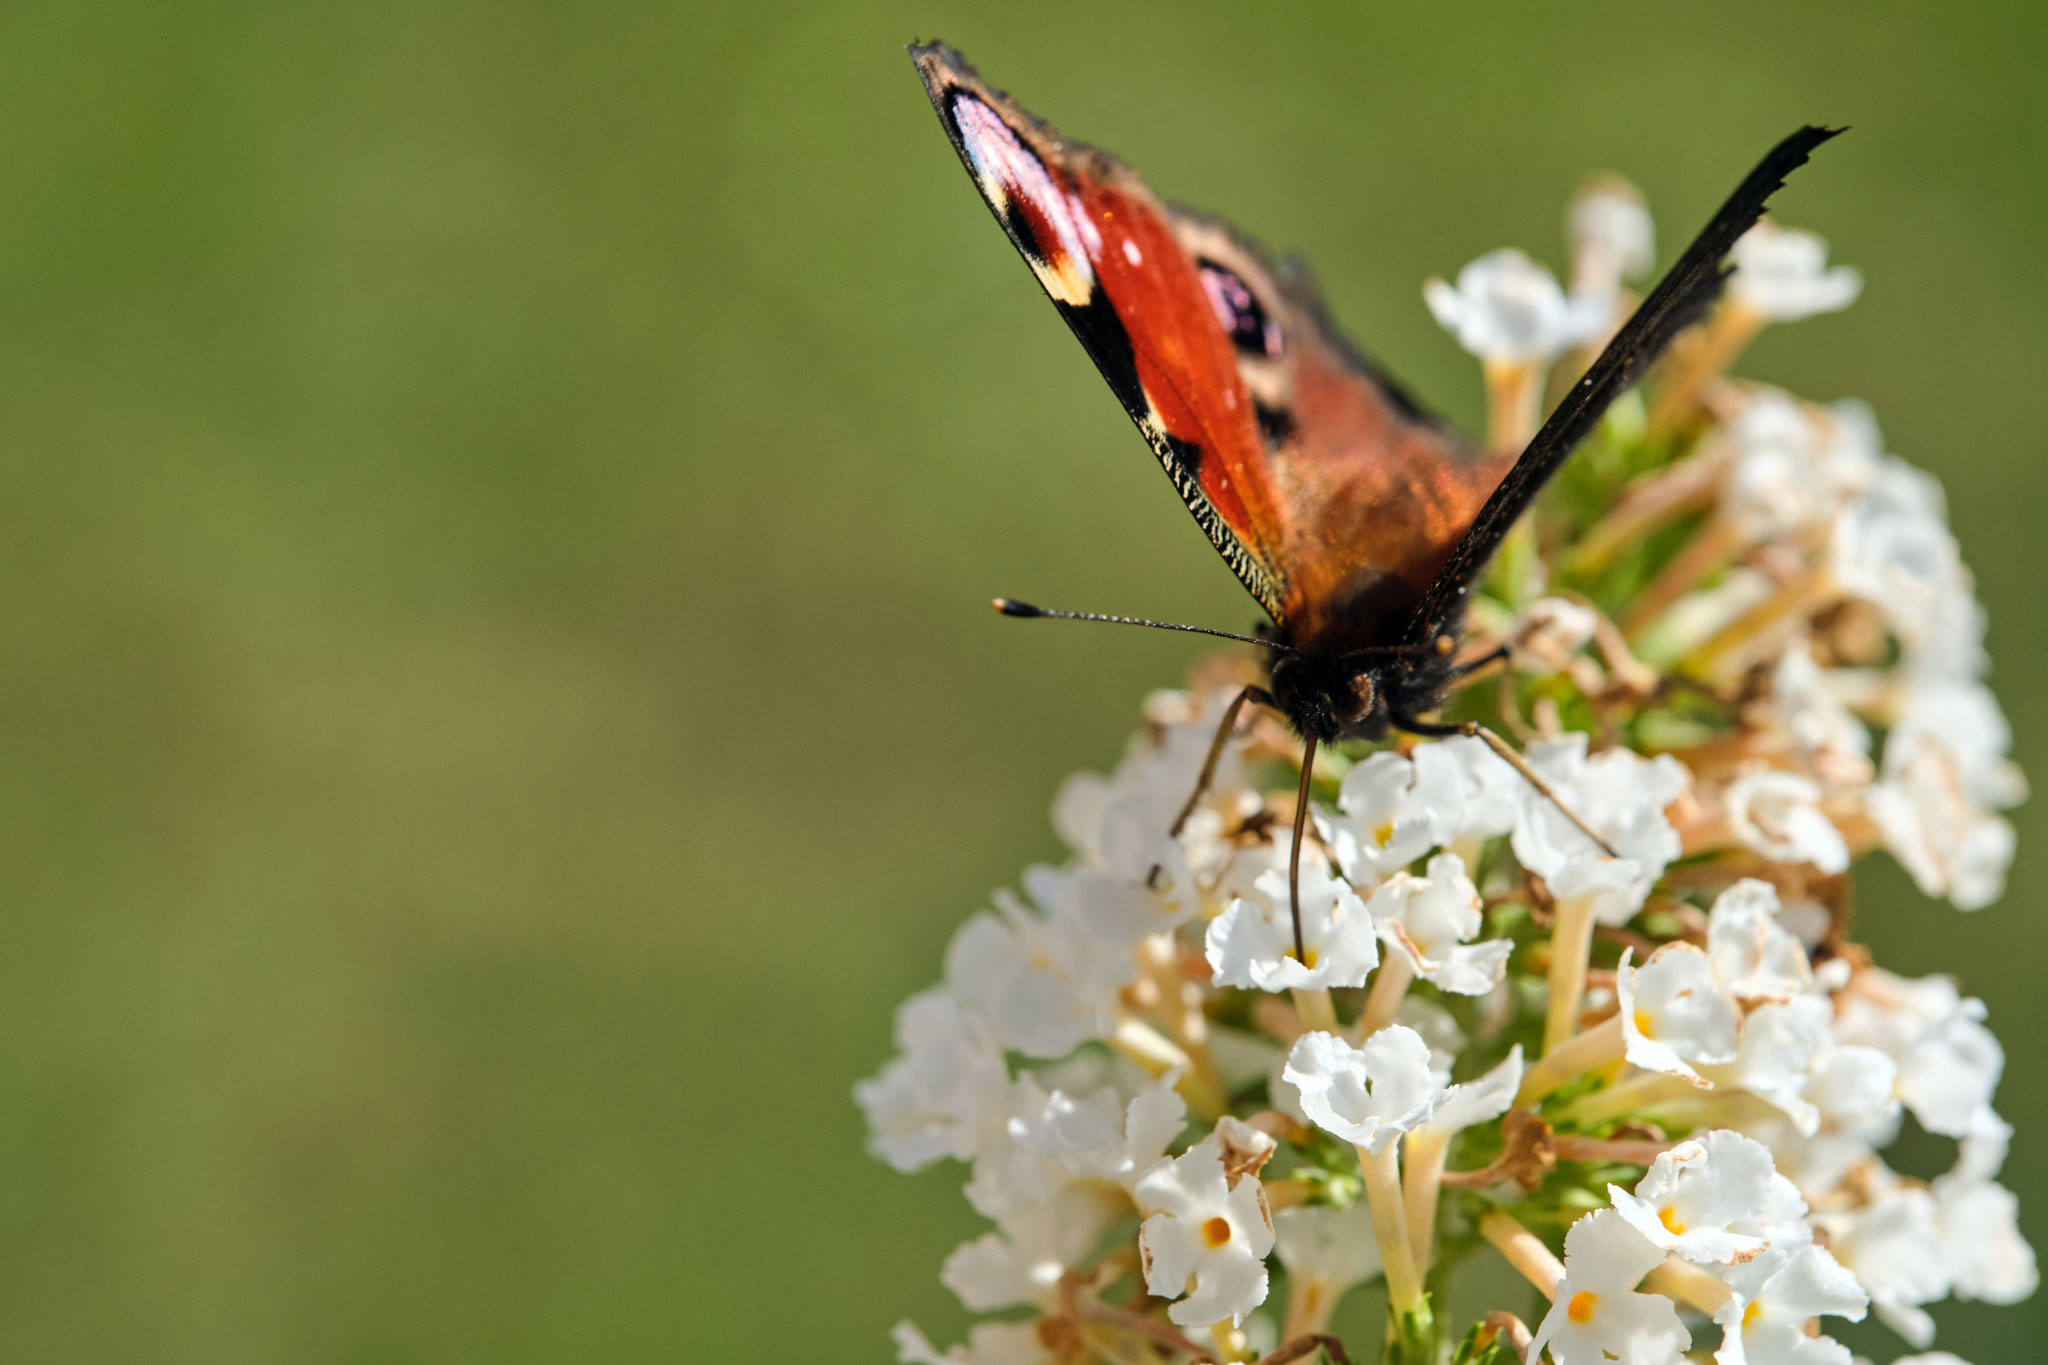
(867, 177, 2029, 1365)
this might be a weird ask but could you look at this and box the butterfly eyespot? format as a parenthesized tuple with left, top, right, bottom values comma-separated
(1435, 634, 1455, 656)
(1196, 260, 1283, 358)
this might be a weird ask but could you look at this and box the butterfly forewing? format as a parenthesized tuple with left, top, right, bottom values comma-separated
(913, 43, 1523, 653)
(913, 44, 1292, 619)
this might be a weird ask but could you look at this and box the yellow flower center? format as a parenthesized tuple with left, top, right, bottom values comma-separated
(1286, 944, 1320, 968)
(1659, 1206, 1685, 1235)
(1202, 1216, 1233, 1248)
(1567, 1290, 1598, 1324)
(1633, 1009, 1656, 1039)
(1743, 1298, 1765, 1331)
(1373, 819, 1396, 848)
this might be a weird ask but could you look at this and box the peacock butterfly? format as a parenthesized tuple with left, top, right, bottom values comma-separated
(911, 41, 1837, 948)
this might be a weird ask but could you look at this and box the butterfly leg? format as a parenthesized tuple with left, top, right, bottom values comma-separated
(1389, 714, 1621, 859)
(1167, 684, 1275, 838)
(1453, 642, 1511, 679)
(1252, 1332, 1354, 1365)
(1147, 684, 1275, 892)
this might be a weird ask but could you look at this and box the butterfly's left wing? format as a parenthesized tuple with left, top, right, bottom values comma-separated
(913, 43, 1294, 620)
(911, 43, 1514, 648)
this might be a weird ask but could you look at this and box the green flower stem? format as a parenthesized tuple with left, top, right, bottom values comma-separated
(1550, 1066, 1700, 1127)
(1542, 894, 1601, 1056)
(1207, 1318, 1249, 1362)
(1109, 1013, 1226, 1121)
(1518, 1014, 1624, 1107)
(1356, 954, 1414, 1042)
(1645, 1256, 1733, 1313)
(1620, 509, 1742, 638)
(1477, 1210, 1563, 1301)
(1356, 1141, 1426, 1316)
(1294, 987, 1340, 1036)
(1647, 298, 1765, 436)
(1402, 1127, 1453, 1273)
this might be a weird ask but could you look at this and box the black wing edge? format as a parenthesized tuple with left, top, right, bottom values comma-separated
(1404, 124, 1845, 643)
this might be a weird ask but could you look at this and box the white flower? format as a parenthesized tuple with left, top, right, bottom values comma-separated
(1908, 576, 1992, 681)
(1419, 1046, 1524, 1138)
(1368, 852, 1510, 995)
(1722, 392, 1879, 541)
(965, 1072, 1186, 1219)
(1897, 1008, 2006, 1141)
(945, 878, 1132, 1058)
(1274, 1203, 1382, 1323)
(1893, 1357, 1975, 1365)
(1711, 1243, 1867, 1365)
(1618, 944, 1742, 1087)
(1886, 675, 2025, 809)
(1868, 753, 2016, 912)
(1568, 175, 1654, 299)
(1828, 457, 1964, 655)
(1817, 1179, 1948, 1348)
(1282, 1026, 1440, 1154)
(1529, 1209, 1691, 1365)
(1549, 855, 1657, 936)
(1868, 673, 2022, 911)
(1706, 879, 1815, 1003)
(1424, 247, 1609, 365)
(1438, 734, 1525, 846)
(1608, 1129, 1780, 1265)
(1728, 993, 1832, 1132)
(1207, 859, 1378, 991)
(1723, 770, 1849, 874)
(1512, 595, 1601, 677)
(1933, 1164, 2038, 1306)
(893, 1319, 1054, 1365)
(1797, 1040, 1902, 1161)
(1512, 734, 1687, 926)
(1396, 996, 1469, 1088)
(944, 1184, 1127, 1311)
(1729, 222, 1862, 320)
(856, 989, 1012, 1171)
(1320, 744, 1465, 887)
(1135, 1139, 1276, 1327)
(1765, 643, 1872, 786)
(1055, 685, 1259, 877)
(1834, 969, 2004, 1140)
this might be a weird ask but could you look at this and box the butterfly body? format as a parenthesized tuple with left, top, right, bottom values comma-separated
(912, 41, 1835, 760)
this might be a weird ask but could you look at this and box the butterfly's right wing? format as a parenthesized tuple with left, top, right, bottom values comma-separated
(1404, 124, 1844, 649)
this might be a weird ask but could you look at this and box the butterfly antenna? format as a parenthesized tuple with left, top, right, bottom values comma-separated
(992, 598, 1295, 652)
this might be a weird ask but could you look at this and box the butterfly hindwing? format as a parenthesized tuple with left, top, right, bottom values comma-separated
(911, 43, 1514, 649)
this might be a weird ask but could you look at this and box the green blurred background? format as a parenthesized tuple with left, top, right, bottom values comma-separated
(0, 1, 2040, 1359)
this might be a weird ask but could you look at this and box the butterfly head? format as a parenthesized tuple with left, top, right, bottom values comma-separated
(1268, 631, 1467, 744)
(1269, 650, 1388, 744)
